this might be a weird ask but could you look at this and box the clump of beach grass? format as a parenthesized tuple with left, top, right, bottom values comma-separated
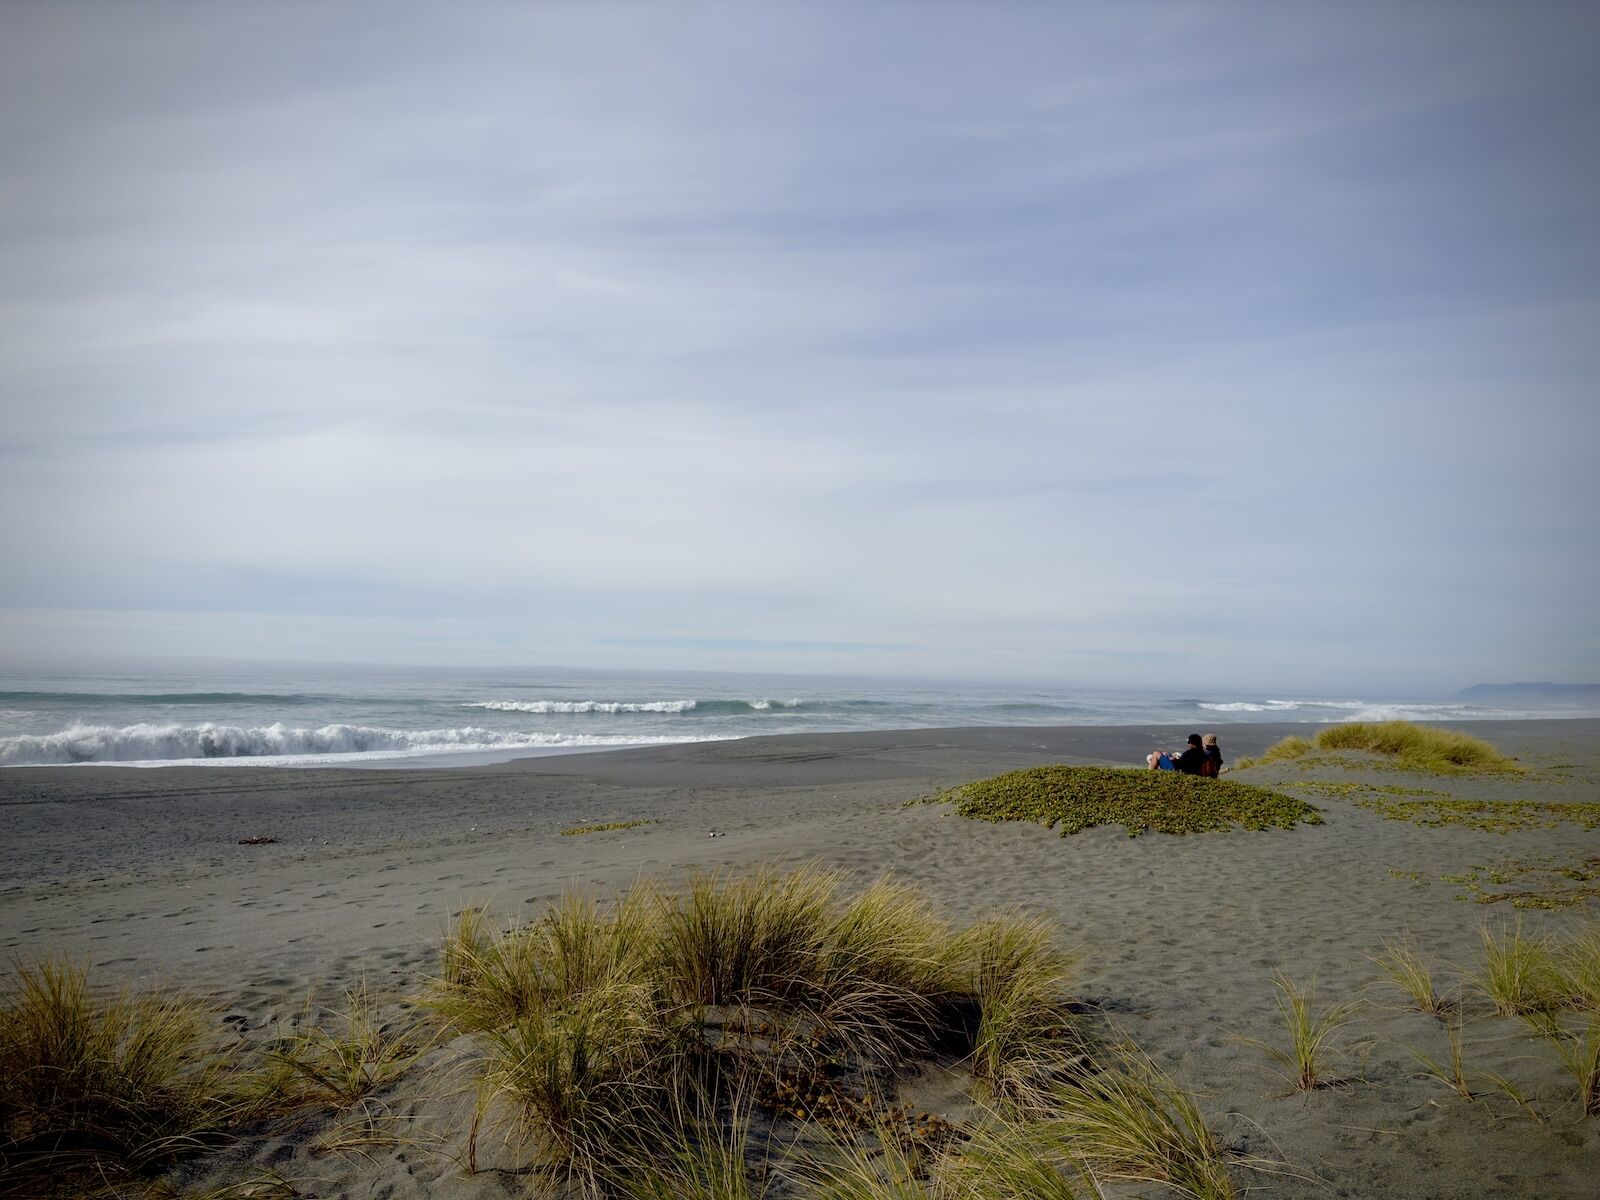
(1476, 920, 1560, 1017)
(1035, 1053, 1236, 1200)
(254, 983, 431, 1116)
(430, 890, 659, 1036)
(608, 1094, 774, 1200)
(935, 1117, 1088, 1199)
(1238, 721, 1520, 774)
(1243, 973, 1356, 1092)
(1236, 736, 1315, 768)
(1524, 1010, 1600, 1117)
(655, 864, 841, 1009)
(941, 765, 1322, 838)
(473, 980, 680, 1193)
(427, 865, 1101, 1197)
(1371, 937, 1454, 1018)
(789, 1121, 932, 1200)
(951, 913, 1083, 1106)
(1552, 921, 1600, 1012)
(0, 958, 241, 1198)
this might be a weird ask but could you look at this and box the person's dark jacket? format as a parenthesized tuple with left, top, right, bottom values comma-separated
(1175, 746, 1207, 775)
(1203, 746, 1223, 777)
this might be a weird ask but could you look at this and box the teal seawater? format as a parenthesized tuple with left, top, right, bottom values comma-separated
(1, 664, 1593, 767)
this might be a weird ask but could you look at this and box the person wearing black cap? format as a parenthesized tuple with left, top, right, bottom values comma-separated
(1173, 734, 1208, 775)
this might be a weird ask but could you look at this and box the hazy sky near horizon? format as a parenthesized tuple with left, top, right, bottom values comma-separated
(2, 1, 1597, 693)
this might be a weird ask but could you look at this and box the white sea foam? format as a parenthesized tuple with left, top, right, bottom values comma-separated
(1197, 699, 1477, 722)
(464, 698, 805, 714)
(0, 722, 723, 767)
(465, 699, 698, 715)
(1198, 700, 1310, 713)
(1340, 703, 1474, 722)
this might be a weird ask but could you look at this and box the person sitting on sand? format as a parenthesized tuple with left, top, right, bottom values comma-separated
(1173, 733, 1207, 775)
(1147, 734, 1208, 774)
(1201, 733, 1223, 777)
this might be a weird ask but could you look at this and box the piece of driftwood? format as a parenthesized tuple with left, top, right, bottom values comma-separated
(237, 836, 277, 845)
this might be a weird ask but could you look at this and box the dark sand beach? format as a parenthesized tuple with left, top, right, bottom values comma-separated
(4, 719, 1598, 1197)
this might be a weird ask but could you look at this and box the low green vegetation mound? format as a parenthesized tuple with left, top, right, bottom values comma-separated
(942, 765, 1322, 837)
(1240, 721, 1521, 774)
(562, 818, 654, 836)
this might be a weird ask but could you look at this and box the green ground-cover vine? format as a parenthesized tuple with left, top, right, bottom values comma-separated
(941, 765, 1322, 837)
(561, 819, 655, 836)
(1388, 857, 1600, 910)
(1358, 797, 1600, 833)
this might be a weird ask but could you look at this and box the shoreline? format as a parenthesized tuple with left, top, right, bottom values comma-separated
(8, 709, 1600, 773)
(4, 717, 1599, 1196)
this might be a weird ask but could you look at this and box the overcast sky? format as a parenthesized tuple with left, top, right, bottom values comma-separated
(1, 1, 1596, 693)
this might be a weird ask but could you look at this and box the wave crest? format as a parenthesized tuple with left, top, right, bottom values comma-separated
(464, 698, 806, 715)
(0, 722, 715, 766)
(466, 699, 697, 715)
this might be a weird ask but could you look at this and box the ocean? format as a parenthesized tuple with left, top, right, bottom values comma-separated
(1, 662, 1594, 769)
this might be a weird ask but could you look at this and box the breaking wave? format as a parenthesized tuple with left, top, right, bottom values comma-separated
(0, 722, 718, 766)
(464, 698, 805, 715)
(1195, 699, 1476, 722)
(466, 699, 698, 714)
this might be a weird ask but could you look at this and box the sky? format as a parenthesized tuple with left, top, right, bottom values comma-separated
(1, 1, 1597, 694)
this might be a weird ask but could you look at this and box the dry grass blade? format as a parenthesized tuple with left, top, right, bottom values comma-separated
(1411, 1014, 1477, 1102)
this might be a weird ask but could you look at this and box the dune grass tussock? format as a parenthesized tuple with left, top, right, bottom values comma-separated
(1243, 974, 1356, 1092)
(430, 890, 660, 1036)
(1393, 918, 1600, 1119)
(1239, 721, 1521, 773)
(1372, 938, 1454, 1018)
(424, 866, 1133, 1196)
(1553, 924, 1600, 1012)
(475, 981, 680, 1191)
(254, 984, 432, 1117)
(1034, 1054, 1237, 1200)
(656, 865, 842, 1009)
(953, 914, 1083, 1105)
(941, 765, 1321, 837)
(1476, 921, 1561, 1017)
(935, 1118, 1088, 1199)
(0, 959, 240, 1198)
